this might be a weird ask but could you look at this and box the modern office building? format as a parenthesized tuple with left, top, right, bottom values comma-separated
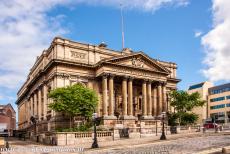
(187, 81, 213, 124)
(188, 82, 230, 124)
(16, 37, 180, 135)
(208, 83, 230, 123)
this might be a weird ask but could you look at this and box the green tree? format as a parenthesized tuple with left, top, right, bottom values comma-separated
(48, 83, 98, 128)
(169, 90, 205, 126)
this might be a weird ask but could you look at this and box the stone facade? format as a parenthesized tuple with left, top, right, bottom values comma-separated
(16, 37, 180, 134)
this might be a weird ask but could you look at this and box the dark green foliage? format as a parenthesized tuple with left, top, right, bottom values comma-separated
(56, 123, 92, 132)
(167, 112, 179, 126)
(180, 112, 198, 126)
(168, 90, 205, 126)
(170, 90, 205, 113)
(48, 83, 98, 128)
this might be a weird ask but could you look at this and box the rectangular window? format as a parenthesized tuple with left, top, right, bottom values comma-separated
(210, 104, 225, 110)
(210, 87, 230, 95)
(210, 97, 225, 102)
(226, 96, 230, 100)
(226, 103, 230, 107)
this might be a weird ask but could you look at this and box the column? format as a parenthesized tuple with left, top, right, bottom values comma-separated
(157, 83, 162, 116)
(147, 81, 152, 117)
(34, 92, 37, 117)
(43, 85, 48, 120)
(102, 75, 108, 116)
(128, 78, 133, 116)
(122, 77, 128, 116)
(153, 86, 157, 117)
(25, 100, 28, 123)
(30, 96, 33, 117)
(162, 83, 167, 112)
(94, 82, 101, 116)
(142, 80, 147, 117)
(38, 88, 42, 120)
(108, 76, 114, 116)
(87, 80, 93, 89)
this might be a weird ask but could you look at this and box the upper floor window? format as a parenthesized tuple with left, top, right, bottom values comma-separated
(210, 104, 225, 110)
(226, 95, 230, 100)
(210, 87, 230, 95)
(210, 96, 225, 102)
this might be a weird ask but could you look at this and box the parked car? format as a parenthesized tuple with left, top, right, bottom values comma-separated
(203, 123, 218, 129)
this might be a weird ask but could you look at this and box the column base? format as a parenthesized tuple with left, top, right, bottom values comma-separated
(103, 115, 117, 120)
(120, 115, 136, 120)
(141, 115, 155, 120)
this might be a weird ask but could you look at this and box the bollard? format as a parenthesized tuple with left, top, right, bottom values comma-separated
(222, 147, 230, 154)
(202, 127, 206, 133)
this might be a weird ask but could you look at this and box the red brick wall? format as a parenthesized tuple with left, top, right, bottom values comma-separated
(0, 115, 10, 129)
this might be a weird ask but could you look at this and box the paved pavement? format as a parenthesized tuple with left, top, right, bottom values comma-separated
(86, 134, 230, 154)
(1, 132, 230, 154)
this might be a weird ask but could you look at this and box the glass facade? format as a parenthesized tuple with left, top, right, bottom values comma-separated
(210, 87, 230, 95)
(188, 83, 204, 90)
(210, 104, 225, 110)
(210, 97, 225, 102)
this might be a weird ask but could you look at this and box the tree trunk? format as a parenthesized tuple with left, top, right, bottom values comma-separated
(70, 116, 72, 128)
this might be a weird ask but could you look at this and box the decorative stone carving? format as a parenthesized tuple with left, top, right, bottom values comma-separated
(131, 58, 144, 68)
(70, 51, 86, 59)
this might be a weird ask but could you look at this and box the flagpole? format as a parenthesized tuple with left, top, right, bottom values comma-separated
(120, 4, 125, 49)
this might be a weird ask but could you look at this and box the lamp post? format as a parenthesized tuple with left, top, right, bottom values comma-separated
(160, 112, 166, 140)
(91, 108, 99, 148)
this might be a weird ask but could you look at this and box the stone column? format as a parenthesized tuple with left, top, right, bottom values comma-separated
(157, 83, 162, 116)
(128, 78, 133, 116)
(34, 92, 37, 117)
(147, 81, 152, 117)
(43, 85, 48, 120)
(94, 82, 101, 116)
(162, 83, 167, 112)
(38, 88, 42, 120)
(122, 77, 128, 117)
(30, 96, 33, 117)
(87, 80, 93, 89)
(102, 75, 108, 116)
(142, 80, 147, 117)
(153, 86, 157, 117)
(108, 76, 115, 116)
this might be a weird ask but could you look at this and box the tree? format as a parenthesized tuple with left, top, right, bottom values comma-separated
(169, 90, 205, 126)
(48, 83, 98, 128)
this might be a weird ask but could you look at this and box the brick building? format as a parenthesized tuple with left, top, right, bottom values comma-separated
(0, 103, 16, 136)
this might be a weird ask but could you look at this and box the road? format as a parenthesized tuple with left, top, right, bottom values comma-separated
(86, 135, 230, 154)
(1, 134, 230, 154)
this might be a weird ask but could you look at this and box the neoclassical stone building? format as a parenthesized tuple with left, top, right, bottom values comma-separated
(16, 37, 180, 133)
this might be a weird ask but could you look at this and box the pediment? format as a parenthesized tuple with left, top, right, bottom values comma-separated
(99, 53, 170, 74)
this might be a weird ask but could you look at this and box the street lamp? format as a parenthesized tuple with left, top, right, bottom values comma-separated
(160, 112, 167, 140)
(91, 109, 99, 148)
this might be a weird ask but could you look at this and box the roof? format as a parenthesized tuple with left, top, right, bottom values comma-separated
(188, 82, 205, 90)
(209, 82, 230, 91)
(208, 82, 230, 94)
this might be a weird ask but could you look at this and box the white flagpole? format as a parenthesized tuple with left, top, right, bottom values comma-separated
(120, 4, 125, 49)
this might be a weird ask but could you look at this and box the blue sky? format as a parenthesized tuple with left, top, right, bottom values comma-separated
(1, 0, 230, 114)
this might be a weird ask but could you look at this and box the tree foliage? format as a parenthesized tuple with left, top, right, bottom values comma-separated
(170, 90, 205, 112)
(168, 90, 205, 126)
(48, 83, 98, 127)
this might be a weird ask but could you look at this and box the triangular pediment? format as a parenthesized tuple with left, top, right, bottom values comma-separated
(98, 52, 170, 74)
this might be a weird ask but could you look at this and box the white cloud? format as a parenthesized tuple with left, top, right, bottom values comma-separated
(79, 0, 189, 11)
(0, 0, 188, 104)
(194, 30, 203, 38)
(202, 0, 230, 82)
